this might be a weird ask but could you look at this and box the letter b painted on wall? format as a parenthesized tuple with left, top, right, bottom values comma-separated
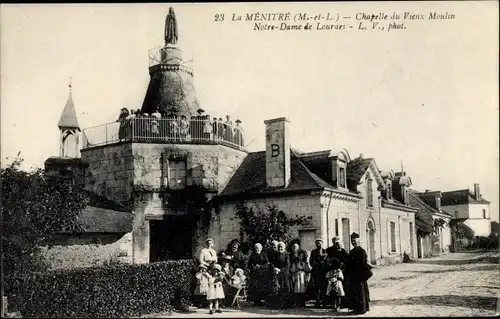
(271, 144, 280, 157)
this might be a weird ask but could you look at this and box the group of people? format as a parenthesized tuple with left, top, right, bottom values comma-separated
(115, 107, 244, 147)
(192, 233, 373, 315)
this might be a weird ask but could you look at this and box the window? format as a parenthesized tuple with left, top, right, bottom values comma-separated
(298, 230, 317, 252)
(339, 167, 346, 188)
(435, 196, 441, 210)
(335, 219, 339, 236)
(401, 186, 409, 205)
(390, 221, 396, 252)
(386, 182, 392, 200)
(342, 218, 350, 251)
(167, 160, 186, 189)
(367, 178, 373, 207)
(483, 209, 487, 219)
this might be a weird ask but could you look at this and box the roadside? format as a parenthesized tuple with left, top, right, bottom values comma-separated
(141, 250, 499, 318)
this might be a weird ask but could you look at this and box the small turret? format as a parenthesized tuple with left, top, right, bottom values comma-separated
(58, 79, 81, 158)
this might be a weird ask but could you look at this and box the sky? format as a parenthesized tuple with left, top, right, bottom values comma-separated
(1, 2, 498, 221)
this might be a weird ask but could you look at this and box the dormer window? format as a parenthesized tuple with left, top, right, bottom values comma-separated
(386, 181, 393, 200)
(339, 167, 346, 188)
(331, 159, 347, 189)
(401, 187, 409, 205)
(435, 196, 441, 210)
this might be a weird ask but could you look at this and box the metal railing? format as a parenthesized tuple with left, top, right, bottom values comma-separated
(82, 118, 245, 151)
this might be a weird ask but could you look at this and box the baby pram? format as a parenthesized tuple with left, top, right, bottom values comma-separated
(229, 283, 251, 310)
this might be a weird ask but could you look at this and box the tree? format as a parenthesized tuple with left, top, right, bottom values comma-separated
(450, 219, 475, 251)
(232, 201, 312, 248)
(1, 155, 88, 283)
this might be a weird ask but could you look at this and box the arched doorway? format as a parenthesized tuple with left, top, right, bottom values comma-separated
(366, 219, 377, 264)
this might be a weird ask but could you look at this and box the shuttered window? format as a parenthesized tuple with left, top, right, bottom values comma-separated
(390, 221, 396, 252)
(367, 178, 373, 207)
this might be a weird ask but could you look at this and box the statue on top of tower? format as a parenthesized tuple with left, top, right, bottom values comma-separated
(164, 7, 178, 45)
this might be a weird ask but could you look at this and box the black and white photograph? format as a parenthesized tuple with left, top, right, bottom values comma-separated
(1, 2, 498, 318)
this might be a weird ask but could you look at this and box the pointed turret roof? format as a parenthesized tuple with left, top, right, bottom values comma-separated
(58, 82, 80, 130)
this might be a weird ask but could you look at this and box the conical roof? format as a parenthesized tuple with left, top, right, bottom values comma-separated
(58, 92, 80, 130)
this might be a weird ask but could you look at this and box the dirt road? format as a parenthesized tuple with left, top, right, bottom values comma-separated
(143, 250, 499, 318)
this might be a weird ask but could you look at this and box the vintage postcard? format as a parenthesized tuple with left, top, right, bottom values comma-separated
(1, 2, 498, 318)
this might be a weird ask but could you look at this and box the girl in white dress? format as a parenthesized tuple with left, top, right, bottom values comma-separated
(194, 264, 209, 308)
(206, 264, 226, 314)
(290, 250, 311, 307)
(325, 259, 345, 312)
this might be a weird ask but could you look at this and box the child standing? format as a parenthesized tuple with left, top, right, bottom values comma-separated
(194, 264, 209, 308)
(325, 258, 345, 312)
(206, 264, 226, 314)
(290, 250, 311, 308)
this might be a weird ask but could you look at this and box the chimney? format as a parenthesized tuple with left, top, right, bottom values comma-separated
(474, 183, 480, 201)
(359, 153, 364, 159)
(264, 117, 291, 188)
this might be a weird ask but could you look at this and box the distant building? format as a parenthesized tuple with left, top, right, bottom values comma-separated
(411, 190, 453, 255)
(440, 184, 492, 236)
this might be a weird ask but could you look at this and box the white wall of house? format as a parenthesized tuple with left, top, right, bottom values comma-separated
(320, 191, 361, 252)
(445, 203, 491, 236)
(354, 165, 417, 264)
(380, 207, 418, 261)
(432, 214, 452, 253)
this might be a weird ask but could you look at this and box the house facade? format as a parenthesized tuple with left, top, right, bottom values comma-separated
(209, 117, 418, 265)
(407, 189, 453, 257)
(440, 185, 492, 237)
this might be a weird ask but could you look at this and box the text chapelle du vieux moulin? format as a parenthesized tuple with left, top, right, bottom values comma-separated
(213, 11, 456, 32)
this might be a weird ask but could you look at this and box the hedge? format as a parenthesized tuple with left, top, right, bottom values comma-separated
(5, 259, 197, 318)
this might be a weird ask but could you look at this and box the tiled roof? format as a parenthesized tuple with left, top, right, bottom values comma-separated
(84, 190, 132, 212)
(346, 157, 373, 192)
(78, 205, 133, 234)
(58, 93, 80, 129)
(441, 189, 490, 205)
(220, 151, 326, 197)
(415, 191, 453, 217)
(219, 148, 362, 198)
(44, 156, 88, 168)
(59, 191, 133, 234)
(407, 189, 435, 234)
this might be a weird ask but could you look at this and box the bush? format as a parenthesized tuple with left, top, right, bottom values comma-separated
(5, 259, 196, 318)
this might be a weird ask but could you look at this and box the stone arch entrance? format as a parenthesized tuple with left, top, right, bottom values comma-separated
(366, 218, 377, 264)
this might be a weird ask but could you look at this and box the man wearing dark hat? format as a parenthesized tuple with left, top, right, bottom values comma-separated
(310, 238, 328, 308)
(326, 236, 349, 267)
(344, 232, 371, 314)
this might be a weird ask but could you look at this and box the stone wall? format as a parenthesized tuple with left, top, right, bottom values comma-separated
(40, 233, 132, 270)
(131, 143, 246, 264)
(132, 143, 247, 192)
(203, 193, 321, 255)
(81, 143, 134, 206)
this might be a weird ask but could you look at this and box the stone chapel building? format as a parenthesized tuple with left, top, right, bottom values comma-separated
(45, 8, 426, 267)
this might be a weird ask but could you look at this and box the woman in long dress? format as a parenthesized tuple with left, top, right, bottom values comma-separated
(247, 243, 270, 305)
(199, 238, 218, 269)
(345, 232, 371, 314)
(269, 241, 291, 308)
